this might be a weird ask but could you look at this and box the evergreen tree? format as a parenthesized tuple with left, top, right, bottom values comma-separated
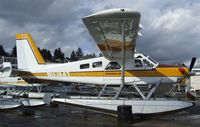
(99, 53, 103, 57)
(38, 47, 42, 53)
(57, 48, 64, 61)
(54, 49, 58, 60)
(92, 53, 96, 58)
(41, 48, 48, 61)
(10, 45, 17, 57)
(53, 48, 65, 62)
(38, 47, 52, 62)
(0, 45, 9, 56)
(76, 48, 83, 60)
(47, 50, 52, 61)
(70, 50, 76, 61)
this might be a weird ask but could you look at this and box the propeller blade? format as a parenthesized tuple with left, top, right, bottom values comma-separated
(189, 57, 196, 72)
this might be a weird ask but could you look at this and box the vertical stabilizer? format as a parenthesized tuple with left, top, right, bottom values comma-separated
(16, 33, 45, 70)
(0, 62, 12, 77)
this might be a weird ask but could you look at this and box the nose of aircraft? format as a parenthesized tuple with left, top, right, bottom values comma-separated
(179, 67, 186, 75)
(178, 57, 197, 76)
(179, 66, 195, 77)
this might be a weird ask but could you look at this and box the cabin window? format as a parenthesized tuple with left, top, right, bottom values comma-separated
(105, 62, 121, 70)
(135, 59, 143, 67)
(17, 78, 22, 80)
(92, 61, 102, 68)
(80, 63, 90, 69)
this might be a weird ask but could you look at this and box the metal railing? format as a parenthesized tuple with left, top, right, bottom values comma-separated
(0, 56, 17, 68)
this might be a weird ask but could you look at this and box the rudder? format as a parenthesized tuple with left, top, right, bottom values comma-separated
(16, 33, 45, 70)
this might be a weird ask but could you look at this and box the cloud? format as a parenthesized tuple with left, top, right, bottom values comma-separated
(0, 0, 200, 63)
(137, 2, 200, 63)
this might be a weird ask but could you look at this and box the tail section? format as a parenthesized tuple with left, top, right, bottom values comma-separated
(0, 62, 12, 77)
(16, 33, 45, 70)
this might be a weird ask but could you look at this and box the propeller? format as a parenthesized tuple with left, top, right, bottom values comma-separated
(189, 57, 196, 72)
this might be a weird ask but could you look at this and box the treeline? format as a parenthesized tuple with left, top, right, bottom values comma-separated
(0, 45, 16, 57)
(0, 45, 102, 63)
(69, 48, 98, 62)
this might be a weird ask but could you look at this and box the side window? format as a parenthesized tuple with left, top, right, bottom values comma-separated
(18, 78, 22, 80)
(105, 62, 121, 70)
(135, 59, 143, 67)
(80, 63, 89, 69)
(92, 61, 102, 68)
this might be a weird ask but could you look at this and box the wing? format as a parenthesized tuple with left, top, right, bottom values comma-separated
(83, 8, 141, 60)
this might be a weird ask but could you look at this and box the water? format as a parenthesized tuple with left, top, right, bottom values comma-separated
(0, 99, 199, 127)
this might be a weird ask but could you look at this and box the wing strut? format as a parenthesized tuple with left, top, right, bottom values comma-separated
(114, 15, 126, 99)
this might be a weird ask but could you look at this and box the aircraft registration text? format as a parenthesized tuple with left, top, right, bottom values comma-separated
(47, 72, 68, 77)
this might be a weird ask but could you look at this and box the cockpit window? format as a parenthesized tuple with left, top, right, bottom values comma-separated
(135, 59, 143, 67)
(143, 59, 154, 67)
(148, 56, 157, 64)
(105, 62, 121, 70)
(136, 55, 142, 58)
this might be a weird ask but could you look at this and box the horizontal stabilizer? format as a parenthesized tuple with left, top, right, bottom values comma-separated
(0, 62, 12, 77)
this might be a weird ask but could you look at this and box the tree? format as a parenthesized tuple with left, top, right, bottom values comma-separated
(10, 45, 17, 57)
(76, 48, 83, 60)
(47, 50, 52, 61)
(58, 48, 64, 60)
(92, 53, 96, 58)
(70, 50, 76, 61)
(99, 53, 103, 57)
(0, 45, 9, 56)
(53, 48, 65, 63)
(38, 47, 52, 62)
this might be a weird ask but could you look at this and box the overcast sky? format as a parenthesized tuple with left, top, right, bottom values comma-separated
(0, 0, 200, 64)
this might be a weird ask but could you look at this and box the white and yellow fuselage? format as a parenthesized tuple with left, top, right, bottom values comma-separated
(16, 34, 189, 86)
(0, 62, 42, 87)
(0, 77, 42, 87)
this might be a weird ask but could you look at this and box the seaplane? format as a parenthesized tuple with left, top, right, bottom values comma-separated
(0, 62, 46, 98)
(15, 8, 195, 116)
(0, 62, 45, 109)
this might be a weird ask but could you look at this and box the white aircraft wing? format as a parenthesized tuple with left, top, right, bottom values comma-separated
(83, 8, 141, 60)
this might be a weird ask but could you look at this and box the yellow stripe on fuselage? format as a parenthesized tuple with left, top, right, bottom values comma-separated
(69, 67, 186, 77)
(0, 81, 29, 85)
(17, 67, 187, 77)
(16, 33, 45, 64)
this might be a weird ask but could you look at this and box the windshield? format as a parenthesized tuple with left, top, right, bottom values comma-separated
(135, 59, 143, 67)
(105, 62, 121, 70)
(148, 56, 157, 64)
(143, 59, 154, 67)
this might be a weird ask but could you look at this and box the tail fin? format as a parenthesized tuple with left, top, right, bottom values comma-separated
(16, 33, 45, 70)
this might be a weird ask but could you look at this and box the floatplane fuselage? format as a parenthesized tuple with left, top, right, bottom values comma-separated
(0, 62, 43, 87)
(16, 35, 188, 86)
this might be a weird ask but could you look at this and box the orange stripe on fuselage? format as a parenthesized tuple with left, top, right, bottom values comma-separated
(69, 67, 186, 77)
(16, 33, 45, 64)
(18, 67, 187, 77)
